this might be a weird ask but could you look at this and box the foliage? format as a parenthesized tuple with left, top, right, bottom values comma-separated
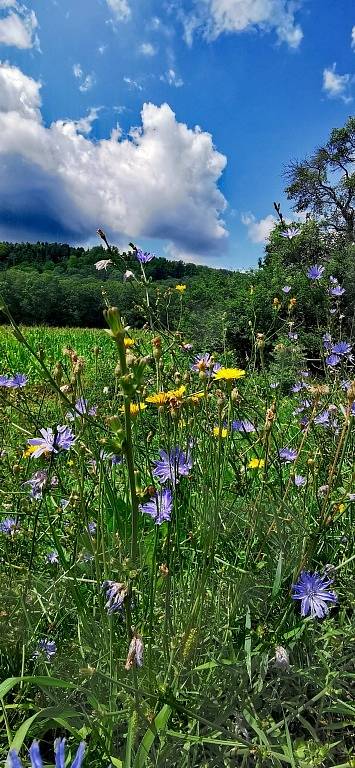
(0, 254, 354, 766)
(284, 116, 355, 240)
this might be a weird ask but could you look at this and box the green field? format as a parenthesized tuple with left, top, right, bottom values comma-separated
(1, 314, 354, 767)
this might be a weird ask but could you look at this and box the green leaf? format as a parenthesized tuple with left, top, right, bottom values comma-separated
(132, 705, 172, 768)
(272, 551, 283, 598)
(0, 676, 76, 701)
(10, 708, 81, 751)
(245, 606, 252, 684)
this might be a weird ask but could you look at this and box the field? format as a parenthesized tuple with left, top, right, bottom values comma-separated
(0, 305, 354, 767)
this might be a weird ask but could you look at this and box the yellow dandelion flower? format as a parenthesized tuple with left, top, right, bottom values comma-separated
(248, 458, 265, 469)
(146, 392, 169, 405)
(213, 427, 228, 438)
(124, 337, 135, 348)
(213, 367, 246, 381)
(120, 403, 147, 416)
(23, 444, 38, 458)
(187, 391, 204, 404)
(167, 384, 186, 398)
(176, 284, 187, 293)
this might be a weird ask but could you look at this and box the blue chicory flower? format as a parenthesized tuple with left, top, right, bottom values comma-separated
(331, 341, 352, 357)
(46, 551, 59, 564)
(0, 517, 20, 535)
(101, 581, 127, 614)
(232, 420, 256, 433)
(8, 739, 85, 768)
(140, 488, 173, 525)
(294, 474, 306, 487)
(27, 426, 75, 458)
(326, 354, 341, 367)
(292, 571, 337, 618)
(152, 448, 192, 486)
(307, 264, 324, 280)
(279, 447, 298, 462)
(329, 285, 345, 297)
(23, 470, 48, 500)
(136, 249, 154, 263)
(37, 639, 57, 660)
(191, 353, 220, 375)
(280, 226, 299, 239)
(282, 285, 292, 293)
(314, 410, 330, 427)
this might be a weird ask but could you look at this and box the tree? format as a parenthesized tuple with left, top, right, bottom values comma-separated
(285, 116, 355, 241)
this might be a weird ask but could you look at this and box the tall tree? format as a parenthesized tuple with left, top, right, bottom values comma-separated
(285, 116, 355, 241)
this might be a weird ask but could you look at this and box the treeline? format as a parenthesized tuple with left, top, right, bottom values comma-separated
(0, 221, 354, 361)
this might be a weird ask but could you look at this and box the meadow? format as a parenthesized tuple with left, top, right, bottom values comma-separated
(0, 256, 354, 767)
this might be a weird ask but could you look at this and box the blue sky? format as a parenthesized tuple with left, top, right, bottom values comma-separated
(0, 0, 354, 269)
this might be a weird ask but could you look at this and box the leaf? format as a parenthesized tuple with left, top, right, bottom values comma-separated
(245, 606, 252, 684)
(132, 705, 172, 768)
(10, 708, 81, 751)
(0, 676, 76, 701)
(272, 551, 283, 598)
(111, 759, 123, 768)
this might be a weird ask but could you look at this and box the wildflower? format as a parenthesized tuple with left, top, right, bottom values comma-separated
(95, 259, 113, 270)
(46, 551, 59, 565)
(291, 382, 304, 394)
(67, 398, 97, 420)
(88, 521, 97, 535)
(123, 270, 135, 280)
(307, 264, 324, 280)
(140, 488, 173, 525)
(270, 381, 279, 389)
(191, 353, 219, 375)
(214, 367, 246, 381)
(182, 342, 193, 351)
(102, 581, 128, 614)
(329, 285, 345, 297)
(326, 353, 340, 367)
(146, 391, 169, 406)
(282, 285, 292, 293)
(176, 284, 187, 293)
(23, 469, 48, 500)
(56, 425, 76, 451)
(332, 341, 352, 357)
(7, 373, 28, 388)
(248, 458, 265, 469)
(0, 517, 20, 535)
(213, 427, 228, 438)
(167, 384, 186, 399)
(294, 474, 306, 487)
(152, 447, 192, 486)
(136, 249, 154, 263)
(292, 571, 337, 618)
(0, 375, 9, 386)
(232, 420, 256, 433)
(27, 425, 75, 458)
(280, 226, 299, 239)
(279, 448, 298, 462)
(120, 402, 147, 416)
(8, 739, 85, 768)
(274, 645, 290, 670)
(124, 337, 135, 348)
(318, 484, 329, 497)
(288, 297, 297, 309)
(37, 639, 57, 660)
(323, 333, 332, 349)
(273, 297, 281, 308)
(125, 633, 144, 670)
(314, 410, 330, 427)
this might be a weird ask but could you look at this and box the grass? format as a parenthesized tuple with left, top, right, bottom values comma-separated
(0, 307, 354, 768)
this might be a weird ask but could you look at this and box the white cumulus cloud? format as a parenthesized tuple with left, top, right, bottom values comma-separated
(351, 26, 355, 50)
(106, 0, 131, 22)
(0, 62, 228, 257)
(139, 42, 157, 56)
(0, 1, 39, 49)
(160, 68, 184, 87)
(183, 0, 303, 48)
(242, 212, 276, 243)
(323, 63, 352, 103)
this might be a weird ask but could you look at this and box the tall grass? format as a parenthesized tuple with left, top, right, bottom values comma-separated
(0, 269, 354, 768)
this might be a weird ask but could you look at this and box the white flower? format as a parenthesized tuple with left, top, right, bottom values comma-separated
(95, 259, 113, 271)
(123, 270, 135, 281)
(103, 386, 109, 395)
